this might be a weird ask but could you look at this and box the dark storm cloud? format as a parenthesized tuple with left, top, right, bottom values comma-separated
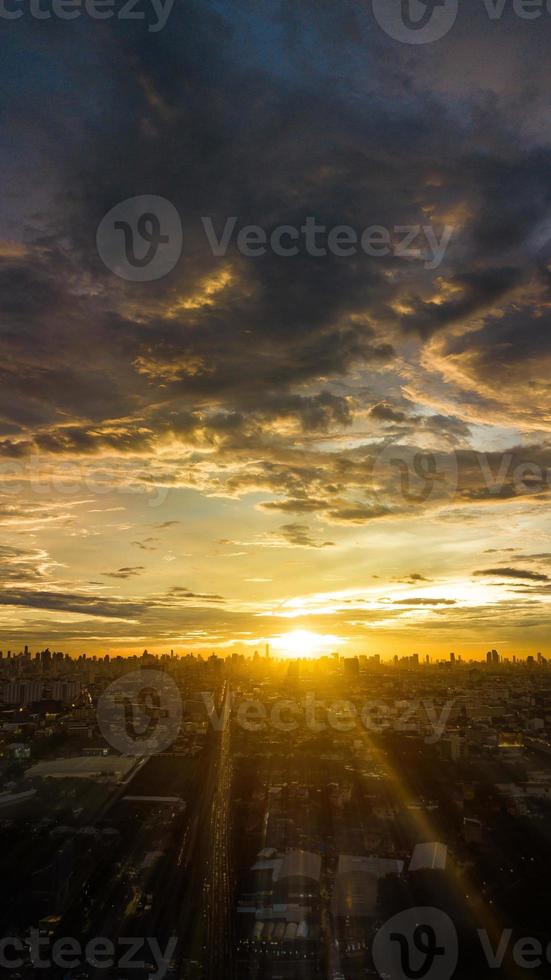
(257, 392, 353, 431)
(398, 267, 525, 339)
(431, 304, 551, 423)
(3, 0, 550, 436)
(369, 402, 407, 424)
(447, 304, 551, 364)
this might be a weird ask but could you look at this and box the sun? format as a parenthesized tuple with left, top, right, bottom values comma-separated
(271, 629, 340, 659)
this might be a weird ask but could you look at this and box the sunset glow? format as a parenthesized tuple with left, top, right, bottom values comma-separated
(270, 630, 343, 659)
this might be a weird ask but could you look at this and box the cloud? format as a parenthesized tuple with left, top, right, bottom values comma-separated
(474, 567, 550, 583)
(0, 589, 146, 619)
(132, 537, 159, 551)
(390, 598, 456, 606)
(276, 523, 335, 548)
(369, 402, 407, 424)
(102, 566, 145, 580)
(0, 544, 58, 584)
(164, 587, 225, 603)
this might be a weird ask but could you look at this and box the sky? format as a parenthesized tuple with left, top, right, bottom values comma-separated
(1, 0, 551, 658)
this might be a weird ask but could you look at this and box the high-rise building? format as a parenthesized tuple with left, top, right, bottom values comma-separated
(344, 657, 359, 677)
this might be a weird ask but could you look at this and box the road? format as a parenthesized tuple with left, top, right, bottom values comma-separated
(202, 687, 233, 978)
(172, 682, 233, 978)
